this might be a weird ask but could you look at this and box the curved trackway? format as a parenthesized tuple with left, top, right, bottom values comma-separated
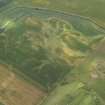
(0, 6, 105, 33)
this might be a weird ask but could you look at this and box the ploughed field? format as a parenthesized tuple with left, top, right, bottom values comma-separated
(0, 64, 46, 105)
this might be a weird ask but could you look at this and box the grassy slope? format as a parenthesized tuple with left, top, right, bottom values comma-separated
(0, 4, 104, 91)
(0, 1, 105, 105)
(16, 0, 105, 28)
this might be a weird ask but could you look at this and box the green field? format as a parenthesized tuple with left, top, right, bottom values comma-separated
(15, 0, 105, 28)
(0, 0, 105, 105)
(0, 102, 5, 105)
(41, 81, 104, 105)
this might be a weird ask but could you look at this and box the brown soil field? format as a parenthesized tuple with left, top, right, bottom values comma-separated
(0, 64, 46, 105)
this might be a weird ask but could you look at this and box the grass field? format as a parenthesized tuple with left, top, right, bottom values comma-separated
(0, 13, 104, 90)
(41, 81, 104, 105)
(15, 0, 105, 28)
(40, 58, 105, 105)
(0, 1, 105, 105)
(0, 16, 72, 91)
